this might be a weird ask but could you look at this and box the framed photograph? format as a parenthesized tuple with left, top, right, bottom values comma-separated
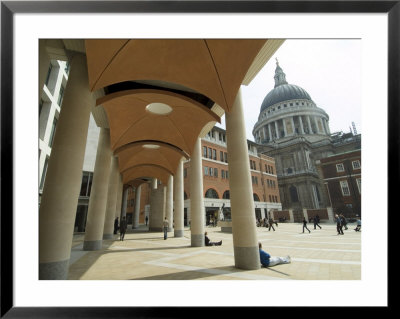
(2, 0, 397, 317)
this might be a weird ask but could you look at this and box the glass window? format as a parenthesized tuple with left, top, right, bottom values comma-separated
(214, 168, 218, 177)
(220, 151, 224, 162)
(222, 190, 230, 199)
(340, 180, 351, 196)
(352, 160, 361, 170)
(203, 146, 207, 158)
(57, 85, 65, 106)
(208, 148, 212, 159)
(212, 149, 216, 160)
(204, 166, 208, 176)
(48, 117, 58, 148)
(205, 188, 219, 199)
(336, 163, 345, 172)
(39, 157, 49, 190)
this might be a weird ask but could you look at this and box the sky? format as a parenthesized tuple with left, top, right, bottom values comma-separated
(217, 39, 362, 142)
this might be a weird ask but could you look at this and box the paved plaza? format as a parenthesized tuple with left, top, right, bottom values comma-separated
(68, 222, 361, 280)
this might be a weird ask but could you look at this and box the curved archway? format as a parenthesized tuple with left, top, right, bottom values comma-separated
(289, 185, 299, 202)
(222, 190, 230, 199)
(253, 193, 260, 202)
(205, 188, 219, 199)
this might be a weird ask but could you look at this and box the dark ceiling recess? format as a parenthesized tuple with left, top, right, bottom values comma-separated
(104, 81, 215, 109)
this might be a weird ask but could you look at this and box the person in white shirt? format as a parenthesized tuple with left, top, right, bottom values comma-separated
(163, 217, 169, 240)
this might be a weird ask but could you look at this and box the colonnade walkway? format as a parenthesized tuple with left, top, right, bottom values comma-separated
(68, 222, 361, 280)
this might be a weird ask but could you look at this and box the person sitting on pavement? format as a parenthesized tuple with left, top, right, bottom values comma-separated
(258, 242, 291, 267)
(204, 232, 222, 246)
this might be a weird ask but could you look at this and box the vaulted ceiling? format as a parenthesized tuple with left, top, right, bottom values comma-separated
(84, 39, 284, 186)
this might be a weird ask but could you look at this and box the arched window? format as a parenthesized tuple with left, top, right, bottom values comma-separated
(253, 193, 260, 202)
(205, 188, 219, 199)
(222, 190, 230, 199)
(289, 185, 299, 202)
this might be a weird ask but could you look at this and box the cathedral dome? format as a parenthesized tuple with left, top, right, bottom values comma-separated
(260, 60, 313, 112)
(260, 84, 312, 112)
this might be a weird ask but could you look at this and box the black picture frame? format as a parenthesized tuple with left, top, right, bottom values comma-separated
(1, 0, 397, 317)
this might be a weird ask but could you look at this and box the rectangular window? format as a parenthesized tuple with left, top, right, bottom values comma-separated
(352, 160, 361, 170)
(45, 64, 53, 86)
(57, 85, 65, 106)
(212, 149, 216, 160)
(208, 148, 212, 159)
(209, 167, 213, 176)
(203, 146, 207, 158)
(220, 151, 224, 162)
(226, 170, 229, 179)
(356, 178, 361, 194)
(214, 168, 218, 177)
(48, 117, 58, 147)
(204, 166, 208, 176)
(221, 170, 225, 179)
(340, 180, 351, 196)
(224, 152, 228, 163)
(336, 163, 345, 172)
(40, 157, 49, 190)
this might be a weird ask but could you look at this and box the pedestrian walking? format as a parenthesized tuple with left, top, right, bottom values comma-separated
(119, 216, 127, 241)
(340, 214, 348, 230)
(354, 219, 361, 232)
(114, 217, 119, 234)
(313, 214, 322, 229)
(302, 217, 311, 233)
(268, 216, 275, 231)
(145, 215, 148, 226)
(163, 217, 169, 240)
(335, 214, 344, 235)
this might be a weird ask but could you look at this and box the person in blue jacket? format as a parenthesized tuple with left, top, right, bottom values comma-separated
(259, 242, 291, 267)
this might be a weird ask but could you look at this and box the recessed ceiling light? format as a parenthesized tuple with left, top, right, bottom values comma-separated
(143, 144, 160, 149)
(145, 103, 172, 115)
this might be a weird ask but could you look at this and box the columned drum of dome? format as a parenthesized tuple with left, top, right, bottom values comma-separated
(253, 60, 330, 145)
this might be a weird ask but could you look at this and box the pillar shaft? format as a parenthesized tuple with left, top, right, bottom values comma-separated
(39, 53, 93, 279)
(133, 185, 142, 229)
(190, 137, 205, 246)
(103, 156, 119, 239)
(225, 88, 260, 270)
(166, 175, 174, 231)
(83, 128, 112, 250)
(115, 174, 123, 218)
(173, 158, 184, 237)
(121, 187, 128, 218)
(149, 186, 166, 231)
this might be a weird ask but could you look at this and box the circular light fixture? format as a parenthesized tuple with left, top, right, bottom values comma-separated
(145, 103, 172, 115)
(142, 144, 160, 149)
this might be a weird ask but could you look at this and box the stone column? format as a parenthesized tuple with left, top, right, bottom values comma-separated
(121, 187, 128, 218)
(190, 137, 205, 246)
(282, 118, 287, 136)
(225, 88, 260, 270)
(133, 185, 142, 229)
(115, 174, 123, 218)
(307, 116, 313, 133)
(166, 175, 174, 232)
(268, 123, 272, 140)
(274, 121, 280, 138)
(83, 128, 112, 250)
(39, 53, 94, 280)
(299, 116, 305, 134)
(174, 158, 185, 237)
(149, 185, 166, 231)
(291, 117, 296, 135)
(103, 155, 119, 239)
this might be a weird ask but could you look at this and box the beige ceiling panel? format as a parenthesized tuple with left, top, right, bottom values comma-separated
(85, 39, 129, 90)
(86, 39, 227, 109)
(123, 165, 170, 185)
(205, 39, 267, 111)
(116, 142, 185, 175)
(97, 89, 220, 155)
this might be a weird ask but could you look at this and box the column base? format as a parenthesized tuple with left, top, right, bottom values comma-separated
(233, 245, 260, 270)
(39, 259, 69, 280)
(191, 233, 204, 247)
(83, 240, 102, 251)
(174, 229, 184, 237)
